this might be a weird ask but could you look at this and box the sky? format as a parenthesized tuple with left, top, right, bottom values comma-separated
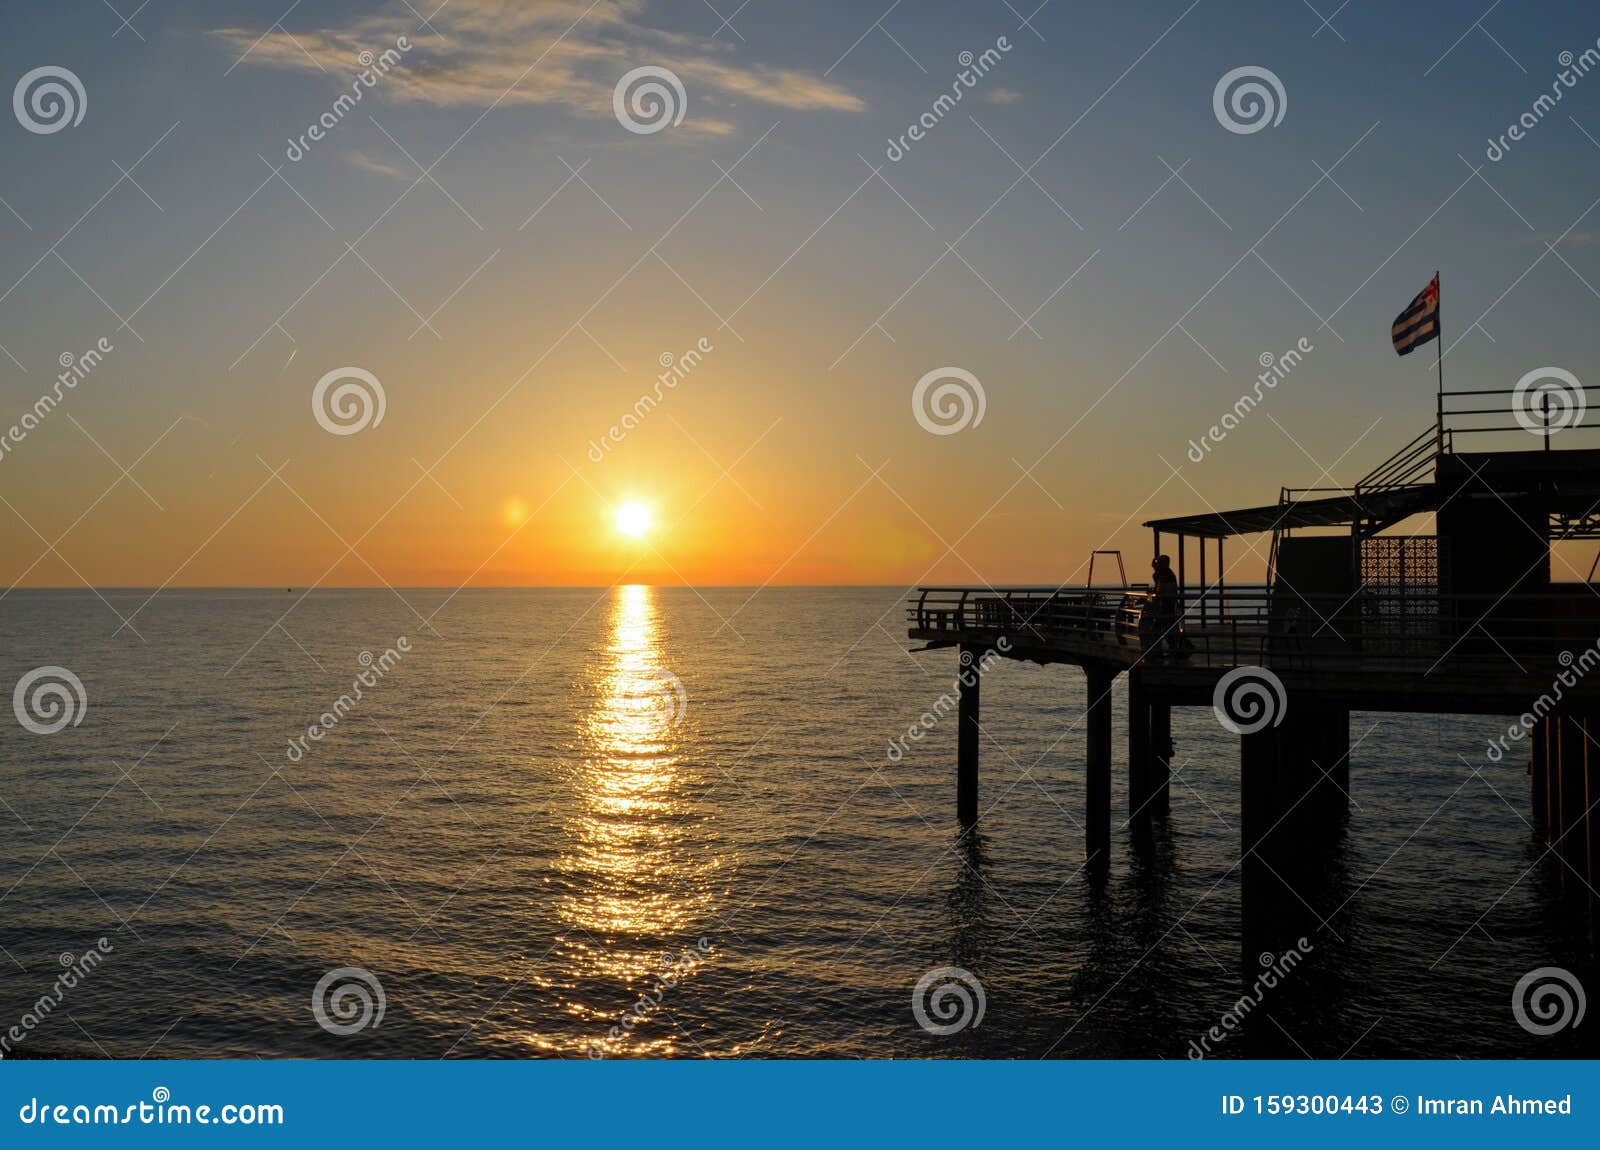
(2, 0, 1599, 589)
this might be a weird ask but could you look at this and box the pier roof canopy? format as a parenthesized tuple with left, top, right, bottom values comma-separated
(1143, 485, 1439, 539)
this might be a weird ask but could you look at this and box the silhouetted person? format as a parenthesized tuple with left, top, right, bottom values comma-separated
(1150, 555, 1188, 655)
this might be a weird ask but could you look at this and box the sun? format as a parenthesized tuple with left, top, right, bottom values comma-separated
(614, 501, 653, 539)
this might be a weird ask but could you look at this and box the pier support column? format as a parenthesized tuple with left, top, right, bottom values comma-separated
(1240, 704, 1348, 977)
(1086, 665, 1114, 875)
(1557, 715, 1590, 881)
(1127, 670, 1152, 827)
(957, 643, 981, 828)
(1235, 716, 1337, 985)
(1327, 709, 1350, 811)
(1240, 722, 1290, 978)
(1240, 724, 1287, 859)
(1304, 709, 1351, 818)
(1149, 702, 1173, 814)
(1586, 720, 1600, 948)
(1531, 717, 1549, 834)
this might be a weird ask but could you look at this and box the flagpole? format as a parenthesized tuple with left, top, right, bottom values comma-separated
(1434, 270, 1444, 457)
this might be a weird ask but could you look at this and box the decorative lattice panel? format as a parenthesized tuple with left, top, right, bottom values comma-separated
(1360, 536, 1446, 654)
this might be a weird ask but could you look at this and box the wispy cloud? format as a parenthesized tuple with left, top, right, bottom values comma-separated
(346, 150, 414, 182)
(982, 87, 1023, 105)
(212, 0, 862, 135)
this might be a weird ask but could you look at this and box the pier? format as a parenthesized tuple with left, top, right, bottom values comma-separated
(909, 387, 1600, 966)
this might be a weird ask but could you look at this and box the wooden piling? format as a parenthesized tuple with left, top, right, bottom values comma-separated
(1558, 715, 1589, 880)
(1240, 707, 1345, 977)
(1240, 724, 1278, 859)
(957, 643, 981, 828)
(1127, 670, 1152, 824)
(1240, 722, 1286, 978)
(1532, 717, 1550, 835)
(1327, 709, 1351, 809)
(1303, 709, 1350, 818)
(1586, 719, 1599, 947)
(1149, 701, 1173, 813)
(1086, 665, 1113, 873)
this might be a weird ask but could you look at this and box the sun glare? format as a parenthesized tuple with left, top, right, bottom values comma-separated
(615, 502, 653, 539)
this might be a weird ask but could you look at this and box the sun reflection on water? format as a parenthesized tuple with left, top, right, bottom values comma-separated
(552, 584, 721, 1056)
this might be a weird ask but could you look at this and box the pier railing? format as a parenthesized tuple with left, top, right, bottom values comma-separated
(910, 584, 1600, 678)
(1440, 381, 1600, 450)
(910, 586, 1151, 649)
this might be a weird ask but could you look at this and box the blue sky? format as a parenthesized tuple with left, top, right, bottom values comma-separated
(2, 0, 1598, 586)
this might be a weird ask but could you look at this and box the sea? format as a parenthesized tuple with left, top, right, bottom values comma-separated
(0, 586, 1594, 1059)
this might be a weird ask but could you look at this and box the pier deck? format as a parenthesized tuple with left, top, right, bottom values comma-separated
(907, 584, 1600, 711)
(906, 402, 1600, 966)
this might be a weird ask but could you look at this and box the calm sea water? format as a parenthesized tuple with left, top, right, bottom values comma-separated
(0, 586, 1594, 1059)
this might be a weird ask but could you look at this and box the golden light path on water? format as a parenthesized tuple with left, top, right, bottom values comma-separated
(546, 584, 722, 1056)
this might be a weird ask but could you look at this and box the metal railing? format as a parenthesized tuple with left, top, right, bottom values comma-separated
(1440, 382, 1600, 450)
(910, 586, 1152, 649)
(910, 584, 1600, 677)
(1353, 425, 1443, 493)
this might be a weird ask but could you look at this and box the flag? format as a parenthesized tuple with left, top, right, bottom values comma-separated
(1391, 275, 1440, 356)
